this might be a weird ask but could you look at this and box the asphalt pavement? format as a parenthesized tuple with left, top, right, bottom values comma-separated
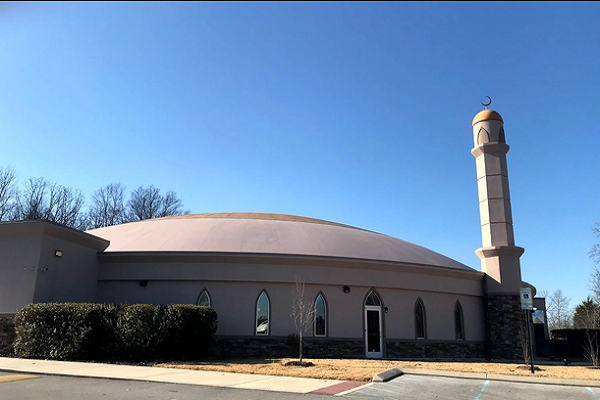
(0, 356, 599, 396)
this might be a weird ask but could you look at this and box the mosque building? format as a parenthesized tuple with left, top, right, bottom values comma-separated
(0, 105, 536, 360)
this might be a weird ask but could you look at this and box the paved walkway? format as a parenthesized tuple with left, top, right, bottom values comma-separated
(0, 356, 599, 396)
(0, 357, 364, 395)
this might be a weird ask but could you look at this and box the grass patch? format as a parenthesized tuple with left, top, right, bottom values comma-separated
(154, 357, 600, 382)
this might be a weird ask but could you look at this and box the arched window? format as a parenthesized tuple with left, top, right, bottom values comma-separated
(414, 298, 426, 339)
(454, 301, 464, 340)
(499, 127, 506, 143)
(197, 289, 211, 307)
(314, 293, 327, 337)
(365, 291, 382, 306)
(477, 127, 490, 145)
(256, 290, 270, 335)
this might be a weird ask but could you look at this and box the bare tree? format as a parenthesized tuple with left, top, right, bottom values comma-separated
(591, 265, 600, 303)
(1, 168, 191, 229)
(50, 185, 86, 228)
(127, 185, 161, 221)
(585, 246, 600, 368)
(519, 320, 531, 367)
(546, 289, 573, 335)
(17, 177, 50, 221)
(162, 190, 185, 217)
(585, 330, 600, 368)
(290, 278, 315, 364)
(86, 183, 128, 228)
(127, 185, 187, 221)
(591, 224, 600, 266)
(16, 177, 85, 229)
(0, 166, 18, 221)
(573, 298, 600, 368)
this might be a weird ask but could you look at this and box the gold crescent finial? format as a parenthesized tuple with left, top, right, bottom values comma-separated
(481, 96, 492, 109)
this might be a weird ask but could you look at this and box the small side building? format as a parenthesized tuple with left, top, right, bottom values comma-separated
(0, 220, 109, 311)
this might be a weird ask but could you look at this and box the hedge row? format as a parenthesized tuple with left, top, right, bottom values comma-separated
(13, 303, 217, 361)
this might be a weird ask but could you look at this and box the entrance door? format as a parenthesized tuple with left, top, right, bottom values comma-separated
(364, 306, 383, 358)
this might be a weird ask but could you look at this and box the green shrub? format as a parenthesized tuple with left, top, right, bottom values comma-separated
(162, 304, 218, 359)
(118, 304, 173, 359)
(13, 303, 218, 361)
(13, 303, 114, 360)
(91, 303, 122, 358)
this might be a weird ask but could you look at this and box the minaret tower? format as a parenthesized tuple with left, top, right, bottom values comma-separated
(471, 99, 525, 360)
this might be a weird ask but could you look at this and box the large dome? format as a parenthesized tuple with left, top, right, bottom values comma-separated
(87, 213, 473, 271)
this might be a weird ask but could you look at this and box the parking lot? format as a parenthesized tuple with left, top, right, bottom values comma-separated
(341, 374, 600, 400)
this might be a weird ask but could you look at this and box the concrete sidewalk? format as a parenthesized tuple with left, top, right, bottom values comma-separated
(1, 356, 599, 395)
(0, 357, 366, 395)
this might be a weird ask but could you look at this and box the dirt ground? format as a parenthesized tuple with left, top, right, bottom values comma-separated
(155, 357, 600, 382)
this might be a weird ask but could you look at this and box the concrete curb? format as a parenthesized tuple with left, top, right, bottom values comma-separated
(372, 368, 403, 382)
(485, 373, 600, 388)
(400, 368, 487, 381)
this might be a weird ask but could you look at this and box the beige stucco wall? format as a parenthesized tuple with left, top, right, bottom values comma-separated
(32, 235, 104, 304)
(0, 222, 108, 313)
(380, 289, 485, 341)
(0, 228, 43, 313)
(97, 254, 486, 342)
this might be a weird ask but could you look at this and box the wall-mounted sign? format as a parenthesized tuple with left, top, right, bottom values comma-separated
(520, 287, 533, 310)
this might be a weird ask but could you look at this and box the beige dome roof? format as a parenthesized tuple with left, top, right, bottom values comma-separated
(472, 109, 503, 126)
(87, 213, 474, 271)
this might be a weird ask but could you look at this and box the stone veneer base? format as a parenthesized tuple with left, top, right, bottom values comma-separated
(385, 340, 484, 359)
(484, 294, 526, 360)
(211, 336, 485, 359)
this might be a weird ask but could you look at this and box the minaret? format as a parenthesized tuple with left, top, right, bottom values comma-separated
(471, 102, 525, 360)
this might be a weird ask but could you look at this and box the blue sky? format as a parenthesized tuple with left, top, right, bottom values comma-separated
(1, 2, 599, 310)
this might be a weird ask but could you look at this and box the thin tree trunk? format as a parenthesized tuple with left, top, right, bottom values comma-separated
(299, 331, 303, 362)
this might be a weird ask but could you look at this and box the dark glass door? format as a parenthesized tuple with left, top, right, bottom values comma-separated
(365, 308, 382, 357)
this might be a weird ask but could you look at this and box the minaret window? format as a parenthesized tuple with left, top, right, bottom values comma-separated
(477, 127, 490, 145)
(498, 127, 506, 143)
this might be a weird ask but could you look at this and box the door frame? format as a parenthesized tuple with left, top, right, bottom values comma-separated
(364, 305, 383, 358)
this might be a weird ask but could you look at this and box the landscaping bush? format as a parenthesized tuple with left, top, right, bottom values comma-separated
(13, 303, 116, 360)
(162, 304, 218, 359)
(117, 304, 173, 359)
(13, 303, 218, 361)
